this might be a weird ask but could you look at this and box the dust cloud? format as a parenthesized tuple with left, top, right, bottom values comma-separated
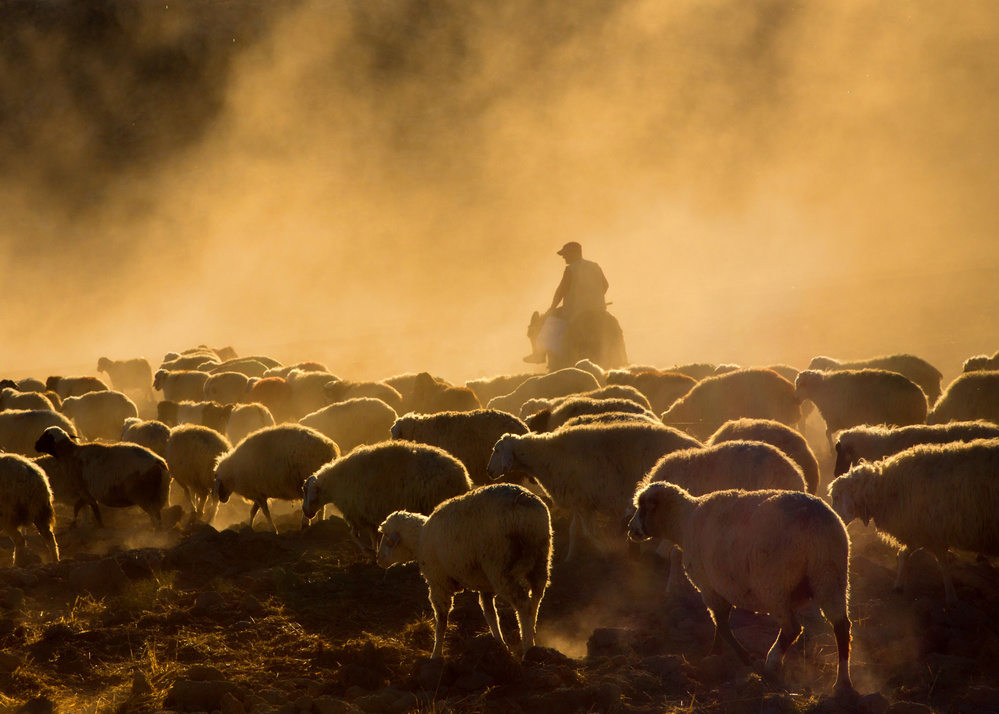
(3, 0, 999, 384)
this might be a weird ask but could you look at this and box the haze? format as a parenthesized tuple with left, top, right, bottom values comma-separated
(3, 0, 998, 385)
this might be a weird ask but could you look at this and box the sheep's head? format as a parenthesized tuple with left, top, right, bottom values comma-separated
(97, 357, 113, 374)
(629, 482, 689, 542)
(487, 434, 521, 479)
(376, 512, 421, 568)
(793, 370, 823, 400)
(301, 474, 322, 520)
(828, 465, 874, 526)
(525, 409, 552, 433)
(153, 370, 167, 391)
(34, 426, 74, 458)
(833, 437, 857, 478)
(807, 356, 840, 371)
(390, 416, 412, 441)
(45, 376, 61, 391)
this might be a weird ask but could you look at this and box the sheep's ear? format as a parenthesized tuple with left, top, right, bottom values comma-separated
(382, 532, 400, 551)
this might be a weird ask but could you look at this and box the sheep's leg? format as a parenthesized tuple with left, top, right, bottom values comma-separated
(831, 616, 855, 695)
(565, 514, 582, 563)
(180, 485, 197, 515)
(665, 544, 693, 595)
(929, 547, 959, 605)
(478, 593, 505, 645)
(5, 527, 26, 564)
(430, 593, 454, 660)
(703, 594, 755, 667)
(34, 519, 59, 563)
(764, 610, 801, 676)
(892, 547, 911, 593)
(248, 503, 260, 529)
(202, 497, 218, 525)
(258, 500, 278, 533)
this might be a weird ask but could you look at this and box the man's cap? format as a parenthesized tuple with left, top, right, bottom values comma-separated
(557, 241, 582, 256)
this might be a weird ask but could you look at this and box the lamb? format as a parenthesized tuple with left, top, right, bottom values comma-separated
(303, 441, 473, 554)
(465, 373, 537, 408)
(60, 390, 139, 442)
(34, 426, 170, 529)
(0, 387, 55, 412)
(407, 372, 481, 414)
(926, 371, 999, 425)
(794, 369, 928, 443)
(661, 368, 801, 442)
(121, 418, 171, 458)
(486, 368, 601, 415)
(629, 483, 853, 694)
(487, 422, 702, 560)
(0, 454, 60, 563)
(525, 397, 656, 433)
(605, 369, 698, 414)
(828, 439, 999, 604)
(708, 418, 821, 494)
(833, 421, 999, 477)
(0, 410, 79, 457)
(376, 484, 552, 659)
(165, 424, 232, 521)
(213, 424, 340, 532)
(808, 354, 944, 406)
(157, 400, 234, 434)
(96, 357, 155, 401)
(202, 371, 250, 406)
(226, 403, 276, 445)
(46, 375, 110, 400)
(390, 409, 531, 487)
(153, 369, 210, 403)
(299, 398, 398, 453)
(324, 378, 404, 415)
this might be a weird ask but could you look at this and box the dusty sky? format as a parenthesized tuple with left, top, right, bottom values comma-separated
(3, 0, 998, 385)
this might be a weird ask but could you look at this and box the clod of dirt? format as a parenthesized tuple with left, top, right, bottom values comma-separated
(164, 679, 244, 712)
(67, 558, 129, 596)
(452, 634, 519, 684)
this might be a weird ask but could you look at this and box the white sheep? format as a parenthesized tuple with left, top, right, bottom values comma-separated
(46, 375, 110, 400)
(487, 368, 601, 416)
(2, 377, 46, 393)
(828, 439, 999, 604)
(808, 354, 944, 406)
(165, 424, 232, 522)
(0, 410, 79, 457)
(795, 369, 928, 444)
(407, 372, 481, 414)
(962, 352, 999, 373)
(60, 390, 139, 442)
(525, 396, 656, 433)
(518, 385, 654, 421)
(153, 369, 210, 403)
(573, 358, 607, 386)
(390, 409, 531, 487)
(376, 484, 552, 659)
(629, 482, 853, 694)
(708, 418, 821, 494)
(159, 351, 220, 372)
(96, 357, 155, 401)
(926, 371, 999, 425)
(202, 371, 250, 406)
(299, 398, 398, 453)
(287, 369, 340, 419)
(226, 403, 276, 446)
(323, 377, 403, 415)
(832, 421, 999, 477)
(0, 387, 55, 412)
(642, 441, 807, 496)
(465, 372, 537, 408)
(34, 426, 170, 529)
(120, 417, 172, 458)
(559, 411, 663, 429)
(661, 368, 801, 442)
(213, 424, 340, 532)
(487, 422, 702, 561)
(157, 400, 234, 434)
(303, 441, 473, 554)
(207, 357, 276, 378)
(605, 369, 698, 414)
(0, 453, 60, 563)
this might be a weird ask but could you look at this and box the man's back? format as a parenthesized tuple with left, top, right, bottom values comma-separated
(564, 259, 608, 320)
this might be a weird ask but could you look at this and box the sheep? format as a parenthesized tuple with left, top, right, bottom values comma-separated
(0, 387, 55, 412)
(2, 377, 46, 393)
(157, 400, 234, 434)
(0, 454, 60, 563)
(963, 352, 999, 373)
(46, 375, 110, 400)
(34, 426, 170, 529)
(519, 385, 654, 421)
(0, 410, 78, 457)
(560, 411, 663, 428)
(165, 424, 232, 522)
(487, 422, 702, 561)
(96, 357, 155, 401)
(628, 483, 853, 694)
(376, 484, 552, 659)
(708, 418, 821, 494)
(153, 369, 210, 403)
(263, 361, 328, 379)
(408, 372, 481, 414)
(159, 351, 220, 372)
(661, 368, 801, 442)
(926, 371, 999, 425)
(303, 441, 474, 554)
(120, 417, 171, 458)
(487, 368, 601, 415)
(643, 441, 807, 497)
(808, 354, 943, 405)
(833, 421, 999, 477)
(226, 403, 275, 446)
(525, 397, 656, 433)
(828, 439, 999, 604)
(390, 409, 532, 487)
(213, 424, 340, 532)
(202, 371, 250, 406)
(207, 357, 275, 378)
(605, 369, 698, 414)
(245, 376, 294, 423)
(465, 372, 538, 408)
(287, 370, 339, 420)
(573, 358, 607, 386)
(666, 363, 718, 381)
(794, 369, 928, 444)
(324, 378, 404, 415)
(60, 390, 139, 442)
(299, 398, 398, 453)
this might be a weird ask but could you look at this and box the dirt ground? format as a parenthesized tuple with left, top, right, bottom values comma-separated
(2, 432, 999, 714)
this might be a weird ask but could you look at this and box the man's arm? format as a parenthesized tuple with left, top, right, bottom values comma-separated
(549, 267, 572, 312)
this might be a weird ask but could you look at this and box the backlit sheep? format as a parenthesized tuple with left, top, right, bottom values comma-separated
(157, 400, 234, 434)
(629, 483, 853, 694)
(324, 378, 404, 415)
(465, 373, 537, 408)
(0, 454, 59, 563)
(0, 410, 79, 457)
(303, 441, 473, 554)
(299, 398, 398, 453)
(487, 368, 601, 416)
(153, 369, 210, 403)
(226, 403, 275, 446)
(97, 357, 155, 401)
(244, 377, 294, 423)
(962, 352, 999, 372)
(926, 371, 999, 425)
(408, 372, 481, 414)
(213, 424, 340, 532)
(165, 424, 232, 522)
(605, 369, 698, 414)
(46, 375, 110, 400)
(708, 418, 821, 494)
(120, 418, 171, 458)
(60, 390, 138, 442)
(202, 371, 250, 406)
(828, 439, 999, 604)
(525, 396, 655, 433)
(808, 354, 943, 405)
(376, 484, 552, 659)
(0, 387, 55, 412)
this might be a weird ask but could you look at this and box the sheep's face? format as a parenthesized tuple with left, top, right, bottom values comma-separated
(833, 440, 855, 478)
(487, 435, 519, 479)
(34, 427, 70, 457)
(389, 419, 409, 441)
(214, 476, 231, 503)
(828, 475, 868, 526)
(630, 483, 684, 542)
(302, 475, 321, 519)
(375, 530, 416, 568)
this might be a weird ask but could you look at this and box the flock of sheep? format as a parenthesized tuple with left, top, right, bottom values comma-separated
(3, 344, 999, 698)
